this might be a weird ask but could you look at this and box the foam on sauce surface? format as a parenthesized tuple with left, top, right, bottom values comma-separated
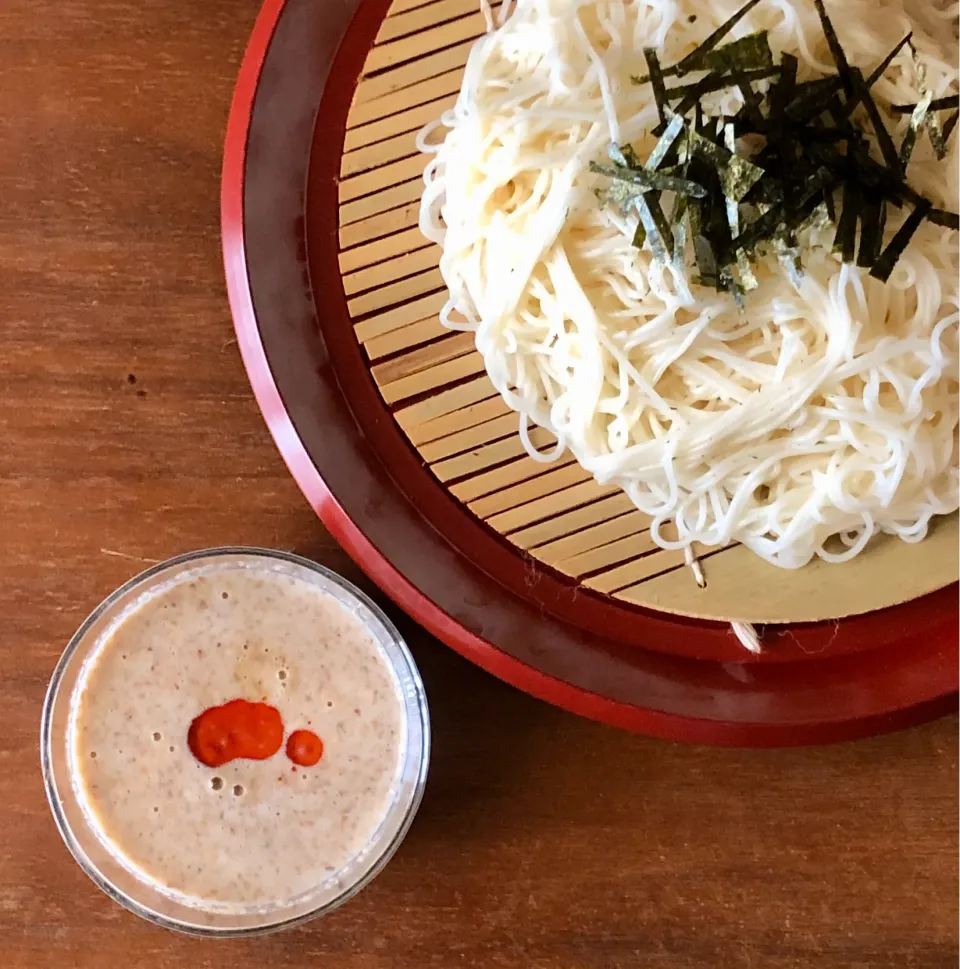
(69, 564, 404, 907)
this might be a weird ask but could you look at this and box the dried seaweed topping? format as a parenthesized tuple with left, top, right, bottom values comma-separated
(593, 0, 958, 294)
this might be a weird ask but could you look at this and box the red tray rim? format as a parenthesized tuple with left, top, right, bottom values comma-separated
(303, 0, 958, 665)
(221, 0, 959, 745)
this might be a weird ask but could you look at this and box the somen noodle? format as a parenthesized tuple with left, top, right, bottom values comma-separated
(418, 0, 959, 593)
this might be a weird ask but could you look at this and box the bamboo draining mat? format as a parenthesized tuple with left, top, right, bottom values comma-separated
(336, 0, 959, 624)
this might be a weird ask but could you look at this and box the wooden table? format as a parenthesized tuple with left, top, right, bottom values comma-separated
(1, 2, 957, 966)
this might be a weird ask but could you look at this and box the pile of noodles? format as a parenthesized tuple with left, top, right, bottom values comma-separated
(418, 0, 959, 590)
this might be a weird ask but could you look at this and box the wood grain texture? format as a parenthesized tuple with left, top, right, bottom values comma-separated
(0, 2, 956, 968)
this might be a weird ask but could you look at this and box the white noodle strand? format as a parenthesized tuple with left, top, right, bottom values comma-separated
(732, 621, 763, 654)
(419, 0, 960, 649)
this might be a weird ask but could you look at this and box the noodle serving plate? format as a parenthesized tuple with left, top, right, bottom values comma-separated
(222, 0, 959, 745)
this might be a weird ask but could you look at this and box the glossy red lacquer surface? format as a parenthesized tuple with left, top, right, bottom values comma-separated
(222, 0, 959, 744)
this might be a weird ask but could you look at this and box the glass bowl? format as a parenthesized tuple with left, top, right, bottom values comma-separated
(40, 547, 430, 936)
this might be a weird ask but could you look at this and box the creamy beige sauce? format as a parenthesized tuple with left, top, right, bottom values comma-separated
(69, 563, 405, 907)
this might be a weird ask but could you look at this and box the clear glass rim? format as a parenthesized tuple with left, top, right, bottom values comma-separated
(40, 545, 431, 937)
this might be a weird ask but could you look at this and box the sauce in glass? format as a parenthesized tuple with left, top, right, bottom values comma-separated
(68, 562, 405, 908)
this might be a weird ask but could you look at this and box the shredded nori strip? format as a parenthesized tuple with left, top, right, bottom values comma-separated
(774, 230, 804, 290)
(856, 193, 886, 268)
(812, 0, 854, 95)
(719, 266, 746, 307)
(784, 76, 844, 122)
(832, 179, 859, 262)
(645, 113, 686, 170)
(769, 53, 798, 117)
(593, 0, 958, 296)
(632, 3, 768, 82)
(589, 162, 707, 198)
(669, 65, 780, 111)
(644, 48, 670, 131)
(731, 167, 837, 256)
(700, 31, 774, 74)
(635, 194, 671, 261)
(687, 130, 764, 201)
(891, 94, 959, 114)
(908, 40, 948, 159)
(899, 90, 933, 169)
(823, 183, 837, 223)
(673, 0, 765, 76)
(870, 199, 933, 281)
(734, 69, 765, 127)
(800, 201, 833, 236)
(929, 208, 960, 230)
(722, 123, 758, 290)
(688, 199, 720, 286)
(649, 194, 676, 252)
(798, 123, 855, 145)
(765, 53, 798, 164)
(865, 33, 912, 88)
(596, 177, 648, 215)
(852, 67, 902, 174)
(725, 201, 787, 258)
(608, 143, 642, 168)
(672, 192, 689, 266)
(942, 110, 960, 145)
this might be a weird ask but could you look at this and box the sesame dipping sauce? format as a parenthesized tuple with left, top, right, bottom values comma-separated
(41, 549, 430, 935)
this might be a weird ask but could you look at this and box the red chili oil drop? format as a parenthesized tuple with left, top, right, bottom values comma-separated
(286, 729, 324, 767)
(187, 699, 284, 767)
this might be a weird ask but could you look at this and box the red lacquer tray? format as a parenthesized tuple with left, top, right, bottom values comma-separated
(221, 0, 959, 745)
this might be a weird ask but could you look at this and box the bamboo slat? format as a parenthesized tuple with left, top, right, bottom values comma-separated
(536, 512, 649, 567)
(376, 0, 500, 44)
(343, 245, 439, 297)
(486, 480, 621, 536)
(509, 493, 638, 551)
(371, 331, 475, 386)
(335, 0, 746, 618)
(417, 411, 518, 462)
(339, 155, 426, 203)
(451, 455, 577, 504)
(432, 425, 556, 482)
(405, 394, 508, 446)
(340, 178, 423, 226)
(347, 69, 464, 128)
(353, 39, 477, 105)
(380, 352, 486, 405)
(386, 0, 444, 17)
(343, 94, 458, 152)
(347, 268, 445, 317)
(367, 9, 490, 73)
(333, 0, 959, 625)
(340, 212, 424, 258)
(364, 316, 448, 359)
(341, 130, 419, 178)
